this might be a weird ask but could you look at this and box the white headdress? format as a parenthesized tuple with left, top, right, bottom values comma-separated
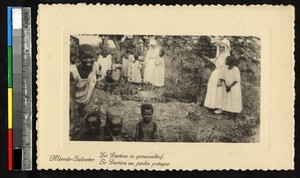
(107, 40, 116, 49)
(148, 39, 157, 46)
(215, 38, 231, 57)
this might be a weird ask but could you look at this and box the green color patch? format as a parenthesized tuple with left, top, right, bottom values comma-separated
(7, 47, 12, 88)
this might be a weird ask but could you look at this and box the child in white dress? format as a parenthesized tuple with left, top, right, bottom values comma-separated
(128, 52, 142, 84)
(97, 49, 112, 78)
(112, 57, 122, 82)
(121, 52, 129, 81)
(219, 56, 242, 118)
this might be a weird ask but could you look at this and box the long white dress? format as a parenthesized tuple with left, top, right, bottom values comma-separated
(220, 66, 242, 113)
(112, 63, 122, 81)
(151, 57, 165, 87)
(144, 46, 159, 83)
(204, 49, 230, 109)
(128, 55, 142, 83)
(121, 56, 129, 78)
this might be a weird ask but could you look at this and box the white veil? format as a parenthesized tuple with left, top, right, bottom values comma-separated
(215, 38, 231, 58)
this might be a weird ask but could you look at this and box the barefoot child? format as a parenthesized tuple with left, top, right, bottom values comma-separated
(97, 48, 112, 78)
(135, 104, 158, 142)
(103, 70, 116, 92)
(136, 41, 146, 82)
(70, 44, 101, 117)
(121, 51, 129, 81)
(112, 57, 122, 82)
(219, 56, 242, 118)
(128, 50, 142, 84)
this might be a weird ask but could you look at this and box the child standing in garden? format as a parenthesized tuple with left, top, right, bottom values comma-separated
(103, 70, 116, 92)
(128, 50, 142, 84)
(135, 104, 158, 142)
(121, 51, 129, 81)
(97, 48, 112, 78)
(112, 57, 122, 82)
(219, 55, 242, 118)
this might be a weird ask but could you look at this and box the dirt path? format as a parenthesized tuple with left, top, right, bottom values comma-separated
(82, 88, 258, 142)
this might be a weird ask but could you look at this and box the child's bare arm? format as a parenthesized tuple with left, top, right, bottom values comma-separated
(226, 81, 238, 92)
(229, 81, 238, 88)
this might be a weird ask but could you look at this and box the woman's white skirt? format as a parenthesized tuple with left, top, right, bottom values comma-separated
(204, 69, 223, 109)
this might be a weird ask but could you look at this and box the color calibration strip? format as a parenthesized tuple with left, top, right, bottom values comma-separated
(7, 6, 13, 171)
(8, 6, 32, 171)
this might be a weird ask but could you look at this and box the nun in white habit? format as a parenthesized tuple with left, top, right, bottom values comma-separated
(143, 39, 160, 84)
(204, 38, 231, 114)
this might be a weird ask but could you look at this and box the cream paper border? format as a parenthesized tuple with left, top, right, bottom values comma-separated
(37, 4, 294, 170)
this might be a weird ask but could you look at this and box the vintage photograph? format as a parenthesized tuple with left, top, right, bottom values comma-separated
(37, 4, 294, 170)
(69, 34, 261, 143)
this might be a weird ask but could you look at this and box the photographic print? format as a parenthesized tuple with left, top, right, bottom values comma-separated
(69, 34, 261, 143)
(37, 4, 294, 170)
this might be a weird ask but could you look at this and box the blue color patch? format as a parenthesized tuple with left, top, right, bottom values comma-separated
(7, 7, 12, 46)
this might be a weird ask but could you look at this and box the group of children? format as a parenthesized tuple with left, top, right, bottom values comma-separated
(70, 37, 166, 118)
(97, 38, 166, 88)
(69, 37, 162, 141)
(70, 103, 158, 142)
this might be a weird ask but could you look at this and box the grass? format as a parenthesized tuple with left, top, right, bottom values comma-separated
(80, 88, 260, 143)
(72, 51, 260, 143)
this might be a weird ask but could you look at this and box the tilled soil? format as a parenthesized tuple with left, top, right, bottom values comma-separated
(71, 88, 259, 142)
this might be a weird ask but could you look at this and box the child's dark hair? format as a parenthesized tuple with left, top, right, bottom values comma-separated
(85, 112, 101, 125)
(141, 104, 153, 114)
(79, 44, 95, 57)
(226, 55, 237, 66)
(159, 49, 165, 57)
